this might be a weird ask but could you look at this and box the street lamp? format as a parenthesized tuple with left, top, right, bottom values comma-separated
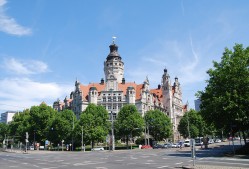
(72, 114, 75, 151)
(81, 125, 85, 152)
(33, 130, 36, 150)
(111, 109, 115, 151)
(110, 88, 115, 151)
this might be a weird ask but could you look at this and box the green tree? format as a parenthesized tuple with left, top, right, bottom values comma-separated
(29, 103, 57, 144)
(178, 109, 206, 138)
(78, 104, 110, 148)
(144, 109, 172, 142)
(9, 110, 30, 142)
(47, 109, 75, 146)
(115, 105, 145, 148)
(0, 122, 9, 142)
(198, 44, 249, 143)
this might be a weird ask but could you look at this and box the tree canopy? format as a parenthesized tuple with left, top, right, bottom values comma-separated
(114, 105, 145, 148)
(78, 104, 110, 148)
(144, 109, 172, 141)
(198, 44, 249, 142)
(178, 109, 206, 138)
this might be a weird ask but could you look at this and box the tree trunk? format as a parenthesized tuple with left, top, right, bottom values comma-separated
(126, 136, 129, 149)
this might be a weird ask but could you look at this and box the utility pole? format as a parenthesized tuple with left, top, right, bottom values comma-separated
(25, 132, 29, 152)
(72, 115, 74, 151)
(81, 125, 85, 152)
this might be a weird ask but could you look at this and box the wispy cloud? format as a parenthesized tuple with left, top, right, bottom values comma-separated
(0, 0, 32, 36)
(0, 77, 73, 112)
(3, 58, 49, 75)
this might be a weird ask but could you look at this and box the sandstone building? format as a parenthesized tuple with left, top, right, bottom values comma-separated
(53, 40, 187, 141)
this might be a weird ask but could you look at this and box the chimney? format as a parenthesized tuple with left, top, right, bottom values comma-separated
(158, 84, 161, 89)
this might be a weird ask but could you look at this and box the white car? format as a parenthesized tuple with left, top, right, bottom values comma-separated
(184, 140, 190, 147)
(171, 143, 180, 148)
(91, 147, 104, 151)
(208, 139, 214, 144)
(215, 139, 221, 143)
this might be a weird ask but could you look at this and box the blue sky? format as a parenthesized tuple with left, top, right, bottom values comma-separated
(0, 0, 249, 113)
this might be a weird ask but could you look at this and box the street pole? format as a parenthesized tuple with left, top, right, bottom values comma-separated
(111, 111, 115, 151)
(148, 126, 150, 146)
(33, 130, 35, 150)
(187, 111, 191, 139)
(72, 115, 74, 151)
(110, 88, 115, 151)
(144, 125, 147, 145)
(81, 125, 85, 152)
(130, 131, 133, 150)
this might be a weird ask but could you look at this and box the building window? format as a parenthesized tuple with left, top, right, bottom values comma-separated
(118, 96, 122, 101)
(108, 97, 111, 102)
(113, 97, 116, 102)
(103, 97, 106, 102)
(108, 105, 111, 110)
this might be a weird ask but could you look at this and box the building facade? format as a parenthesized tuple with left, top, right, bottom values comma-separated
(1, 111, 17, 124)
(53, 41, 187, 141)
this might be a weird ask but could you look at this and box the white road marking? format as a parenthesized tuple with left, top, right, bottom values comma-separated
(9, 166, 18, 168)
(115, 159, 124, 161)
(157, 166, 168, 168)
(96, 167, 108, 169)
(175, 162, 183, 165)
(74, 162, 105, 166)
(33, 165, 40, 168)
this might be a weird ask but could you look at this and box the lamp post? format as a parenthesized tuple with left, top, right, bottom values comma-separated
(110, 88, 115, 151)
(187, 111, 191, 139)
(81, 125, 85, 152)
(111, 111, 115, 151)
(72, 114, 75, 151)
(33, 130, 36, 150)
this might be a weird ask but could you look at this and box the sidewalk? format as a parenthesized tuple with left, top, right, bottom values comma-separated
(183, 165, 245, 169)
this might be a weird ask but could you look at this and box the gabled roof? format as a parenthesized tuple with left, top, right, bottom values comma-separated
(79, 83, 106, 101)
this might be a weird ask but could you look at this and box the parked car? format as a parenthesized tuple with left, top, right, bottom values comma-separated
(171, 143, 180, 148)
(153, 144, 164, 149)
(141, 145, 152, 149)
(195, 137, 203, 146)
(163, 143, 172, 148)
(184, 140, 190, 147)
(91, 147, 104, 151)
(208, 139, 214, 144)
(215, 139, 221, 143)
(29, 146, 34, 150)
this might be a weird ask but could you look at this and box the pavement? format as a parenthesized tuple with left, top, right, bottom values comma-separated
(183, 165, 246, 169)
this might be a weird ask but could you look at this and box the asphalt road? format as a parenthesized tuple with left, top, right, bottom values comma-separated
(0, 141, 248, 169)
